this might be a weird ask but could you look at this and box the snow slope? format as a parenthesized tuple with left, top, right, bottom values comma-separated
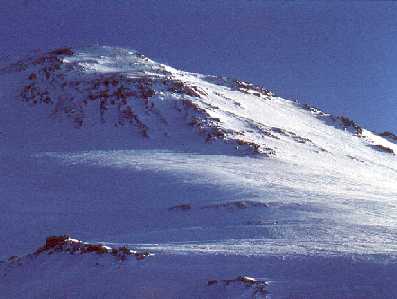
(1, 46, 397, 298)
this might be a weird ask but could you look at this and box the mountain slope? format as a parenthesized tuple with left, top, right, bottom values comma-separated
(1, 46, 397, 298)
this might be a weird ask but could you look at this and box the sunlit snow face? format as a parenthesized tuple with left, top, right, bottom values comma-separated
(62, 46, 163, 76)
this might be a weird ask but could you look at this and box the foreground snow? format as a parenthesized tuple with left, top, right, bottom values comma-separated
(1, 47, 397, 298)
(3, 243, 397, 299)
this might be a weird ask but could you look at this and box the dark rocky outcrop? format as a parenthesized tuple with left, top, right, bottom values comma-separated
(370, 144, 395, 155)
(232, 80, 273, 97)
(168, 203, 192, 211)
(201, 200, 269, 210)
(33, 235, 152, 261)
(207, 275, 269, 296)
(379, 131, 397, 143)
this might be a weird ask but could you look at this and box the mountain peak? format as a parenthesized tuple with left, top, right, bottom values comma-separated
(62, 46, 170, 77)
(1, 46, 396, 161)
(0, 46, 273, 154)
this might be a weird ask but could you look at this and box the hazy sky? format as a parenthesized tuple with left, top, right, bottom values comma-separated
(1, 0, 396, 132)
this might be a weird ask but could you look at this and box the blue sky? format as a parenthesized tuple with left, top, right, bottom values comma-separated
(1, 0, 396, 132)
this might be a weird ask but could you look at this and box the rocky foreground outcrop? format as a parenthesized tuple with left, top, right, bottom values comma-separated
(6, 235, 153, 264)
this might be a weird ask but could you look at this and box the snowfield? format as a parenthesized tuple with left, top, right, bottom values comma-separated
(1, 46, 397, 298)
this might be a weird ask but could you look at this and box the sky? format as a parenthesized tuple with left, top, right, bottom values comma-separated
(1, 0, 396, 132)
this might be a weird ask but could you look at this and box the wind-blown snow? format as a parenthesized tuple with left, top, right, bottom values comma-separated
(1, 46, 397, 298)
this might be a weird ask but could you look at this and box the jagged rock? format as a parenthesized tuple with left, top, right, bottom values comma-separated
(35, 235, 70, 255)
(207, 280, 218, 286)
(32, 235, 152, 261)
(208, 275, 269, 296)
(337, 116, 363, 136)
(347, 155, 365, 163)
(232, 79, 273, 97)
(48, 48, 74, 56)
(379, 131, 397, 142)
(201, 200, 269, 210)
(7, 256, 18, 262)
(168, 204, 192, 211)
(370, 144, 395, 155)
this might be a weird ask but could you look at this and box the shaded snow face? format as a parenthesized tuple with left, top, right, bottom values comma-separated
(1, 148, 397, 260)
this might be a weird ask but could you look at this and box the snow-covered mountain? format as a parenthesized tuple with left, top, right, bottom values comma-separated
(1, 46, 397, 298)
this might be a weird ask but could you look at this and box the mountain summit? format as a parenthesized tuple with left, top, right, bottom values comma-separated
(1, 46, 396, 159)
